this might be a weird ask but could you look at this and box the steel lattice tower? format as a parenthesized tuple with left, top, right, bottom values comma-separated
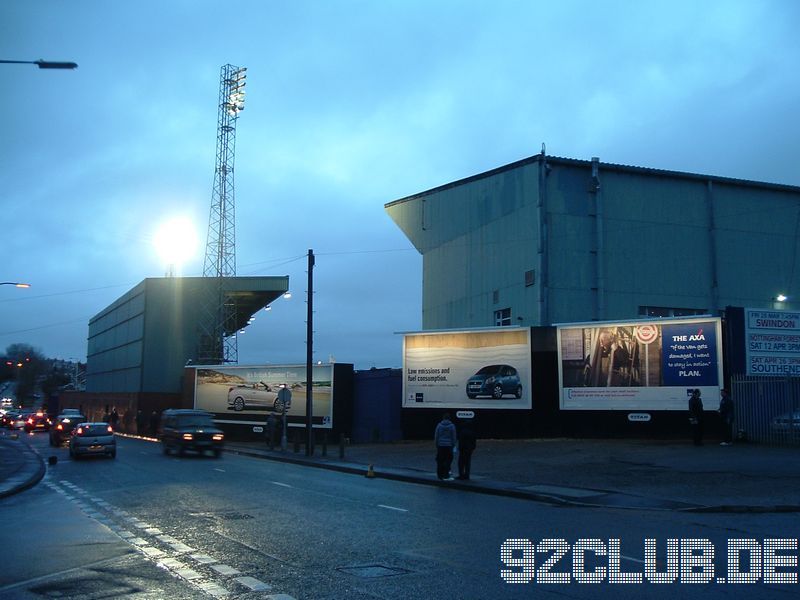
(198, 64, 247, 365)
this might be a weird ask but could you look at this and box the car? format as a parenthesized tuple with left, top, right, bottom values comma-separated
(466, 364, 523, 399)
(160, 409, 224, 457)
(69, 422, 116, 459)
(770, 411, 800, 435)
(5, 412, 27, 430)
(49, 412, 87, 446)
(24, 412, 53, 433)
(227, 381, 286, 412)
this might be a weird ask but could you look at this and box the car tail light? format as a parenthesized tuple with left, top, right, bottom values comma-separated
(76, 427, 83, 435)
(57, 424, 63, 430)
(212, 434, 224, 441)
(182, 433, 193, 440)
(107, 425, 113, 433)
(27, 418, 33, 424)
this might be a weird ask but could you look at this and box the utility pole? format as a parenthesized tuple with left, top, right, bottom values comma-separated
(305, 249, 315, 456)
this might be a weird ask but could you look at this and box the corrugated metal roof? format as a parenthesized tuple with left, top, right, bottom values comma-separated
(385, 154, 800, 208)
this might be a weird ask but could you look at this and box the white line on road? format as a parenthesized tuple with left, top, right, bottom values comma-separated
(377, 504, 409, 512)
(271, 481, 292, 488)
(214, 468, 225, 472)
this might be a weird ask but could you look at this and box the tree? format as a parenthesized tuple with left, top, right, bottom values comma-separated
(2, 343, 46, 403)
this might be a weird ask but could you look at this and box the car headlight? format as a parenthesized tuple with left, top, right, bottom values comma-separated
(182, 433, 193, 440)
(212, 434, 224, 441)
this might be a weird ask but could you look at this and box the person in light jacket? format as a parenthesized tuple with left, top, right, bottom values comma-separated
(434, 412, 457, 480)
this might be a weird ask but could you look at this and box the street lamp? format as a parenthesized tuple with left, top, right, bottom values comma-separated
(0, 59, 78, 69)
(1, 282, 31, 288)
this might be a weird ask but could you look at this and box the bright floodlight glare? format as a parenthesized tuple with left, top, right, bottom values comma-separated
(283, 292, 292, 299)
(777, 294, 788, 302)
(153, 217, 198, 274)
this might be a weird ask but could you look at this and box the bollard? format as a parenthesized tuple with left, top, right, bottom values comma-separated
(339, 433, 345, 459)
(322, 433, 327, 457)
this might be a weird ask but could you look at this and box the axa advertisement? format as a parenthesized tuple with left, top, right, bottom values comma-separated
(402, 328, 532, 410)
(558, 318, 722, 410)
(193, 364, 334, 428)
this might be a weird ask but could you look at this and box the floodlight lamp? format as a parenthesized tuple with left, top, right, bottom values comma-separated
(283, 292, 292, 299)
(777, 294, 788, 302)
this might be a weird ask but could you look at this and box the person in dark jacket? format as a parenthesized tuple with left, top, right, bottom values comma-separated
(149, 410, 160, 437)
(456, 418, 477, 480)
(688, 389, 704, 446)
(136, 409, 147, 436)
(434, 412, 457, 480)
(718, 388, 734, 445)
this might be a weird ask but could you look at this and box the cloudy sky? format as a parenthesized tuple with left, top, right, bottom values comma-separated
(1, 0, 799, 369)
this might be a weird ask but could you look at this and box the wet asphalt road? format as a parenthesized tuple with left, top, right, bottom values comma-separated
(2, 433, 799, 599)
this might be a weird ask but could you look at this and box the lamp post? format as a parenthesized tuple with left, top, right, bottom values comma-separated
(0, 59, 78, 69)
(1, 282, 31, 288)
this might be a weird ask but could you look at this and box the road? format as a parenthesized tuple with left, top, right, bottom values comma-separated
(2, 432, 798, 598)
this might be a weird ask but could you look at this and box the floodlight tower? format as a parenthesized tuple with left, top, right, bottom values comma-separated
(198, 64, 247, 365)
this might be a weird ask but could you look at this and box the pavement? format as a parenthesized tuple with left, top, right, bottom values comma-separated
(3, 428, 800, 512)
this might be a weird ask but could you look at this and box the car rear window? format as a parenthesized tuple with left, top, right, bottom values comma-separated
(179, 417, 215, 427)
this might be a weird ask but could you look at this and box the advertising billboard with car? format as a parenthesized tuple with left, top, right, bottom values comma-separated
(557, 317, 723, 410)
(402, 328, 532, 410)
(193, 364, 334, 428)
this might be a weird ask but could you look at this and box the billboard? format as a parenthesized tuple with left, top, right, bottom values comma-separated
(193, 364, 334, 428)
(745, 308, 800, 376)
(558, 317, 722, 410)
(402, 328, 532, 410)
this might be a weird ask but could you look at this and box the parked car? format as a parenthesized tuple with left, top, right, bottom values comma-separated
(50, 412, 87, 446)
(466, 364, 523, 399)
(160, 409, 224, 457)
(770, 411, 800, 435)
(69, 422, 116, 459)
(227, 381, 286, 412)
(24, 412, 53, 433)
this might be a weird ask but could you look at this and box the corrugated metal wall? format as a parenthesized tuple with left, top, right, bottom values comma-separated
(732, 375, 800, 445)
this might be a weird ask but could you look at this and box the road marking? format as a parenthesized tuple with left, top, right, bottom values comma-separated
(197, 581, 229, 598)
(177, 568, 203, 581)
(235, 576, 272, 591)
(377, 504, 409, 512)
(211, 564, 241, 576)
(190, 553, 218, 565)
(271, 481, 292, 488)
(169, 542, 196, 554)
(141, 546, 166, 558)
(214, 468, 226, 472)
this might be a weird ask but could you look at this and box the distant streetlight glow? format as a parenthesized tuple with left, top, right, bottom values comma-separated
(153, 217, 198, 277)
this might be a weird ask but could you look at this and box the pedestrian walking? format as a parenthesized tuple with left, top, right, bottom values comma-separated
(110, 407, 120, 429)
(434, 412, 457, 480)
(136, 409, 147, 436)
(718, 388, 734, 445)
(149, 410, 160, 437)
(688, 389, 704, 446)
(456, 417, 477, 480)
